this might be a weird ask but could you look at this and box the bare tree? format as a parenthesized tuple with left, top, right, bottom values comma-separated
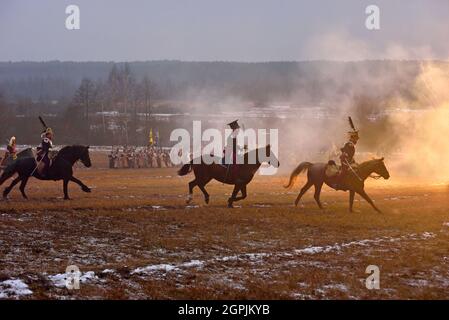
(73, 78, 96, 144)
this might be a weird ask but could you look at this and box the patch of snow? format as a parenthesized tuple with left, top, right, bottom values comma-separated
(131, 259, 204, 275)
(0, 279, 33, 299)
(102, 269, 115, 274)
(322, 283, 349, 292)
(180, 260, 204, 268)
(48, 271, 98, 288)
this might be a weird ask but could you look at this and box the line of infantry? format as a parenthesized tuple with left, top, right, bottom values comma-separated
(108, 146, 173, 169)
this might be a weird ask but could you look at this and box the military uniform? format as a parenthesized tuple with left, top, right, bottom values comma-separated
(340, 141, 356, 173)
(7, 137, 17, 160)
(223, 120, 241, 165)
(335, 129, 359, 188)
(36, 128, 54, 176)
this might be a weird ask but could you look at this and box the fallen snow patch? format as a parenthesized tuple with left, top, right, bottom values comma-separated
(0, 279, 32, 299)
(48, 271, 98, 288)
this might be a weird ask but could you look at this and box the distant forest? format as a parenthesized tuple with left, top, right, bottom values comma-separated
(0, 60, 447, 146)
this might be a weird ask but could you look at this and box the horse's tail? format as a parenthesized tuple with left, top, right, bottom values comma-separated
(284, 162, 313, 189)
(0, 161, 18, 186)
(178, 161, 193, 176)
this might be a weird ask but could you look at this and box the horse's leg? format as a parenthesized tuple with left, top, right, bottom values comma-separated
(349, 190, 355, 212)
(3, 176, 21, 199)
(3, 176, 22, 199)
(228, 184, 241, 208)
(197, 178, 212, 204)
(19, 176, 29, 199)
(313, 182, 324, 209)
(234, 184, 247, 201)
(63, 179, 70, 200)
(295, 180, 313, 206)
(70, 176, 91, 193)
(356, 189, 381, 213)
(187, 179, 197, 204)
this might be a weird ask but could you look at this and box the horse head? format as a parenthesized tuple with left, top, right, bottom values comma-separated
(79, 145, 92, 168)
(372, 157, 389, 179)
(261, 144, 280, 168)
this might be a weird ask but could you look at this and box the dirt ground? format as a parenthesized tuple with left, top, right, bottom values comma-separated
(0, 151, 449, 299)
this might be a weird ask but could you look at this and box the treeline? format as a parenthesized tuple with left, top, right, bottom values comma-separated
(1, 60, 448, 146)
(2, 60, 443, 104)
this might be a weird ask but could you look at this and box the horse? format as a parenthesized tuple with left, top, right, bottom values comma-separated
(178, 144, 279, 208)
(0, 145, 92, 200)
(284, 158, 390, 212)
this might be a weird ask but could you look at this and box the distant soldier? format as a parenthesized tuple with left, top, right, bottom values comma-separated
(156, 149, 162, 168)
(108, 148, 117, 169)
(36, 127, 54, 177)
(163, 150, 171, 167)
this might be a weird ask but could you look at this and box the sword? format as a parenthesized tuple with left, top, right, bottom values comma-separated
(30, 156, 44, 177)
(344, 159, 362, 181)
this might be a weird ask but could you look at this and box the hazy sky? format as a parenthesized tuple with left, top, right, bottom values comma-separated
(1, 0, 448, 61)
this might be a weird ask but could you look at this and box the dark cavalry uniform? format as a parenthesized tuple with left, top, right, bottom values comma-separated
(37, 136, 53, 174)
(340, 141, 356, 170)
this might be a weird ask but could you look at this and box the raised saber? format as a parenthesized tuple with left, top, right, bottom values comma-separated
(39, 116, 48, 130)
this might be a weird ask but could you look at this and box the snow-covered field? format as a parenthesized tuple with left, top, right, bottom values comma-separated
(0, 167, 449, 299)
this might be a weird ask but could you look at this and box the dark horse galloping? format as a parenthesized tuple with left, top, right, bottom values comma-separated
(0, 145, 92, 200)
(284, 158, 390, 212)
(178, 145, 279, 208)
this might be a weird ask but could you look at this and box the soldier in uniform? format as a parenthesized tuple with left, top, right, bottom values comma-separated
(36, 127, 54, 177)
(223, 120, 241, 165)
(7, 136, 17, 160)
(335, 129, 359, 188)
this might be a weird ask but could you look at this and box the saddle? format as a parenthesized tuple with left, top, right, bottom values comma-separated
(325, 160, 359, 178)
(325, 160, 340, 178)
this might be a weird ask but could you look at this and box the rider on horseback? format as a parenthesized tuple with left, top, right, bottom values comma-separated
(339, 131, 358, 175)
(223, 120, 241, 165)
(7, 136, 17, 160)
(334, 119, 359, 189)
(36, 127, 54, 177)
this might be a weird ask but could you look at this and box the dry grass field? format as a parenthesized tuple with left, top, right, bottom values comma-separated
(0, 151, 449, 299)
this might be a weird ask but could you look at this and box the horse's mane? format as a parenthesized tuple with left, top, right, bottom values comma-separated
(55, 145, 87, 159)
(357, 158, 383, 170)
(244, 146, 270, 163)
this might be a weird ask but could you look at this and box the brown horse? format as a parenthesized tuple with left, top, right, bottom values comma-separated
(284, 158, 389, 212)
(178, 145, 279, 207)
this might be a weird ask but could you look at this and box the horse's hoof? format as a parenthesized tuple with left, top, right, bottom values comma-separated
(205, 197, 209, 204)
(227, 203, 233, 208)
(82, 186, 91, 193)
(64, 197, 71, 200)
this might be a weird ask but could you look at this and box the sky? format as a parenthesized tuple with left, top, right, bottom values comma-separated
(1, 0, 448, 62)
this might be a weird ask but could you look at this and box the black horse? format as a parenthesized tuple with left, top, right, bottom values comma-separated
(285, 158, 390, 212)
(0, 145, 92, 200)
(178, 145, 279, 207)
